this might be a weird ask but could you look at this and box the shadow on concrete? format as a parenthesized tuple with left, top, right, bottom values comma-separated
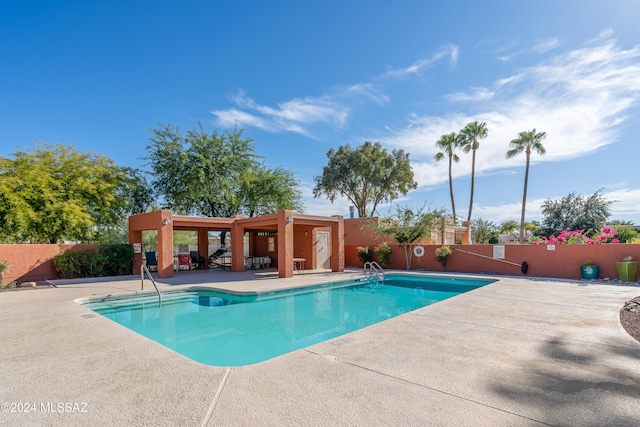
(489, 335, 640, 426)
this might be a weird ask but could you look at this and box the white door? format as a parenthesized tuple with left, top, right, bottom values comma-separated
(316, 232, 331, 269)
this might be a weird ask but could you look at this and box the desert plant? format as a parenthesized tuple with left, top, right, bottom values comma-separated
(357, 246, 374, 265)
(582, 259, 594, 266)
(374, 242, 392, 268)
(435, 246, 452, 270)
(0, 281, 16, 289)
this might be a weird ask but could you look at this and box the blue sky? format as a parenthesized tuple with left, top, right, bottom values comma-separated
(2, 1, 640, 225)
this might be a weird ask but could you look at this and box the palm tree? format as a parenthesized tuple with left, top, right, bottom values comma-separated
(460, 121, 488, 222)
(434, 132, 461, 222)
(506, 129, 547, 243)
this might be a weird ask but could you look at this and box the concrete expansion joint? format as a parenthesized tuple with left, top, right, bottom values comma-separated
(338, 358, 553, 426)
(201, 367, 231, 427)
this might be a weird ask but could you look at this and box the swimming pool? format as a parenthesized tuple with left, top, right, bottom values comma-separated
(82, 274, 494, 366)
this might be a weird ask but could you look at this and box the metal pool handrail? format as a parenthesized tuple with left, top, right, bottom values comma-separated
(141, 263, 162, 307)
(363, 261, 384, 281)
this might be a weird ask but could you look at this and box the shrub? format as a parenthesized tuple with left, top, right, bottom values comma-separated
(374, 242, 392, 268)
(52, 244, 134, 279)
(532, 228, 620, 245)
(435, 245, 452, 270)
(356, 246, 374, 265)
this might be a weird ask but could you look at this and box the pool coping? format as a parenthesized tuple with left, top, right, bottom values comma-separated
(1, 268, 639, 426)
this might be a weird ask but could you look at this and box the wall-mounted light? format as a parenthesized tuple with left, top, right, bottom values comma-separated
(163, 218, 171, 225)
(286, 215, 293, 222)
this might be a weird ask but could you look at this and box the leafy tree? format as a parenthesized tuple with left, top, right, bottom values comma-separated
(471, 217, 498, 244)
(499, 219, 538, 243)
(606, 220, 638, 243)
(146, 123, 256, 218)
(239, 165, 304, 217)
(540, 189, 614, 236)
(146, 123, 303, 220)
(313, 141, 417, 217)
(460, 121, 488, 222)
(506, 129, 547, 243)
(0, 143, 144, 243)
(434, 132, 461, 222)
(371, 205, 446, 269)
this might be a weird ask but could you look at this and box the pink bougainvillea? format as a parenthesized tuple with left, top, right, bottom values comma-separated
(531, 228, 619, 245)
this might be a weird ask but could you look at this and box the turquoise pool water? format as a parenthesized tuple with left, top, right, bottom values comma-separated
(84, 274, 494, 366)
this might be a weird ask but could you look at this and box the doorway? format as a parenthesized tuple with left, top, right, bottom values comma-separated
(316, 231, 331, 269)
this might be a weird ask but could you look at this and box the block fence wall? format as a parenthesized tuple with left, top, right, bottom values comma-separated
(346, 243, 640, 280)
(0, 244, 100, 283)
(1, 242, 638, 283)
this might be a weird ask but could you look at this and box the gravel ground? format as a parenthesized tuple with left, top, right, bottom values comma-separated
(620, 296, 640, 343)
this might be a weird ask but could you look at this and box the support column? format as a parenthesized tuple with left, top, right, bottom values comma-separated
(197, 228, 209, 270)
(158, 211, 174, 278)
(231, 223, 245, 272)
(129, 229, 142, 275)
(278, 210, 294, 278)
(330, 216, 345, 273)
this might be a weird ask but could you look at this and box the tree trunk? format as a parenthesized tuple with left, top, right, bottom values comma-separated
(519, 152, 531, 244)
(448, 154, 456, 222)
(403, 243, 413, 270)
(467, 147, 477, 222)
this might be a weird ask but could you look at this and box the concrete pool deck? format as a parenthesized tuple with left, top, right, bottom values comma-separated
(1, 269, 639, 426)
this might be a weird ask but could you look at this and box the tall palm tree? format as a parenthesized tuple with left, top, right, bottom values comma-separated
(460, 121, 488, 222)
(506, 129, 547, 243)
(434, 132, 461, 222)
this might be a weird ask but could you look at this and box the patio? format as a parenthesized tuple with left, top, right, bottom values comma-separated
(0, 270, 639, 426)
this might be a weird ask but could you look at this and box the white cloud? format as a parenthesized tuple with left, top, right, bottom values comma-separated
(212, 90, 349, 138)
(471, 188, 640, 224)
(532, 37, 560, 54)
(446, 87, 495, 102)
(211, 44, 458, 138)
(382, 35, 640, 189)
(298, 182, 353, 217)
(384, 44, 459, 78)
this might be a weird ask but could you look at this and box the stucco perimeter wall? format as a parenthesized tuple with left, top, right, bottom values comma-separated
(0, 244, 100, 283)
(346, 243, 640, 280)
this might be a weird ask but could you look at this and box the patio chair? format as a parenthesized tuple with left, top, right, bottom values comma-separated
(190, 251, 206, 270)
(145, 252, 158, 272)
(177, 254, 193, 271)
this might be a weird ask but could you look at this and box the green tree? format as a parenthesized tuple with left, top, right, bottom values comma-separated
(460, 121, 488, 222)
(505, 129, 547, 243)
(371, 205, 446, 269)
(313, 141, 417, 217)
(540, 189, 614, 236)
(239, 165, 304, 217)
(146, 123, 256, 218)
(434, 132, 461, 222)
(499, 219, 538, 243)
(472, 217, 498, 244)
(146, 123, 304, 222)
(607, 220, 638, 243)
(0, 144, 143, 243)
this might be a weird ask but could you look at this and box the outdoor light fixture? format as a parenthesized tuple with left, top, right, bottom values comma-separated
(286, 215, 293, 222)
(163, 218, 171, 225)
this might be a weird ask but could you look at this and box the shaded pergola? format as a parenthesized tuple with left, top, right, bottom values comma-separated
(128, 209, 344, 279)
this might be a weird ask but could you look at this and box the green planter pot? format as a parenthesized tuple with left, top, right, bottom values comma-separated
(581, 265, 599, 280)
(616, 262, 638, 282)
